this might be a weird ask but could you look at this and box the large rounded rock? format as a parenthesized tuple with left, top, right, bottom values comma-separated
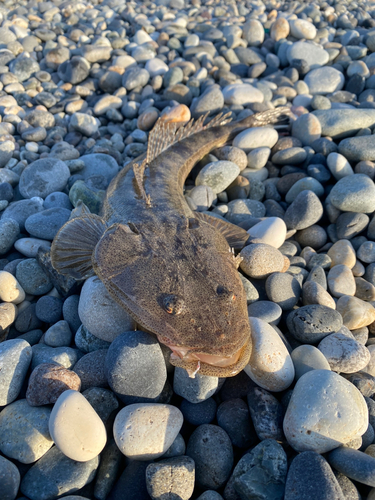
(105, 330, 167, 403)
(287, 305, 343, 343)
(78, 276, 135, 342)
(283, 370, 368, 453)
(19, 158, 70, 199)
(329, 174, 375, 213)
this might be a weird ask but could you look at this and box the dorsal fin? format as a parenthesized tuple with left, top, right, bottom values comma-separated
(146, 111, 233, 164)
(195, 212, 249, 251)
(51, 214, 107, 280)
(133, 158, 152, 207)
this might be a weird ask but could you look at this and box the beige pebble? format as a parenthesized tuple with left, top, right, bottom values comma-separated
(244, 317, 294, 391)
(327, 239, 356, 268)
(160, 104, 191, 125)
(352, 260, 365, 277)
(327, 265, 356, 298)
(137, 107, 160, 131)
(355, 278, 375, 301)
(0, 271, 25, 304)
(365, 444, 375, 458)
(270, 17, 290, 41)
(336, 295, 375, 329)
(247, 217, 287, 248)
(0, 302, 17, 332)
(239, 243, 285, 279)
(113, 403, 183, 461)
(302, 281, 336, 309)
(49, 390, 107, 462)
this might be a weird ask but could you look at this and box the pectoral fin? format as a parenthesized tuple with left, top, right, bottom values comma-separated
(195, 212, 249, 251)
(51, 214, 107, 280)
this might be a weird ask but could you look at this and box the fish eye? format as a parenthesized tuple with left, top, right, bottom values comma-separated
(217, 286, 236, 302)
(188, 218, 200, 230)
(163, 294, 185, 315)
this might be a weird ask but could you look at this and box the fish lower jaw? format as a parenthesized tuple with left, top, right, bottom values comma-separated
(167, 344, 242, 368)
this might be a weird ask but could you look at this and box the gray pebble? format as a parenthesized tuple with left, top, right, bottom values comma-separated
(31, 344, 78, 371)
(0, 454, 20, 500)
(265, 272, 301, 310)
(247, 386, 283, 441)
(284, 190, 323, 230)
(82, 387, 119, 425)
(2, 198, 44, 231)
(16, 258, 52, 295)
(25, 207, 71, 240)
(216, 398, 256, 449)
(0, 218, 19, 255)
(287, 305, 343, 343)
(19, 158, 70, 199)
(173, 367, 222, 403)
(180, 397, 217, 426)
(44, 320, 72, 348)
(73, 349, 108, 392)
(145, 456, 195, 500)
(247, 300, 282, 325)
(329, 447, 375, 487)
(75, 324, 110, 353)
(0, 338, 31, 406)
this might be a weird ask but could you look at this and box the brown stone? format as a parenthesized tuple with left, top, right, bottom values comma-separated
(26, 363, 81, 406)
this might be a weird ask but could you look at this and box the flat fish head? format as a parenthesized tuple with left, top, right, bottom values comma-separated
(93, 217, 252, 377)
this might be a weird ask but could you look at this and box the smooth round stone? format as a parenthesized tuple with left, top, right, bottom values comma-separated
(49, 390, 106, 462)
(0, 454, 20, 500)
(35, 296, 62, 324)
(113, 403, 183, 460)
(284, 190, 323, 231)
(327, 153, 354, 180)
(244, 318, 294, 391)
(284, 370, 368, 453)
(173, 368, 220, 404)
(14, 237, 51, 258)
(240, 243, 286, 279)
(63, 295, 81, 333)
(243, 18, 264, 45)
(291, 345, 331, 380)
(78, 154, 119, 184)
(285, 452, 345, 500)
(44, 320, 72, 347)
(247, 386, 284, 441)
(0, 399, 53, 463)
(19, 158, 70, 199)
(44, 192, 72, 210)
(94, 95, 122, 116)
(145, 58, 169, 77)
(329, 447, 375, 487)
(26, 206, 71, 240)
(247, 147, 270, 170)
(287, 305, 343, 343)
(78, 277, 135, 342)
(355, 277, 375, 301)
(195, 161, 240, 194)
(271, 18, 290, 41)
(82, 387, 119, 426)
(0, 338, 31, 405)
(337, 295, 375, 329)
(359, 345, 375, 377)
(188, 185, 216, 211)
(302, 281, 336, 309)
(233, 127, 278, 153)
(186, 424, 233, 490)
(287, 42, 329, 69)
(216, 399, 255, 449)
(26, 363, 81, 406)
(291, 113, 321, 146)
(329, 174, 375, 213)
(358, 241, 375, 263)
(336, 212, 370, 240)
(190, 85, 224, 119)
(70, 113, 99, 136)
(0, 219, 19, 255)
(226, 199, 266, 224)
(58, 56, 90, 84)
(247, 217, 286, 248)
(222, 84, 263, 106)
(305, 67, 345, 95)
(105, 330, 166, 404)
(9, 57, 39, 82)
(73, 350, 108, 391)
(122, 67, 150, 90)
(16, 258, 52, 295)
(265, 272, 301, 310)
(0, 270, 25, 304)
(20, 446, 99, 500)
(196, 492, 224, 500)
(318, 332, 370, 373)
(145, 456, 195, 500)
(339, 135, 375, 163)
(285, 177, 324, 203)
(272, 147, 307, 166)
(31, 344, 78, 371)
(327, 239, 356, 268)
(313, 109, 375, 139)
(328, 265, 356, 298)
(247, 301, 282, 325)
(290, 19, 317, 39)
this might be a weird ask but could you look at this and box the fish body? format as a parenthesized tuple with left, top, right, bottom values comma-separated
(51, 108, 288, 377)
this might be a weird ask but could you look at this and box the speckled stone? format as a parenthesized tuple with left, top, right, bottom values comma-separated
(145, 456, 195, 500)
(247, 386, 283, 441)
(173, 367, 221, 404)
(318, 333, 371, 373)
(287, 305, 343, 343)
(240, 243, 286, 279)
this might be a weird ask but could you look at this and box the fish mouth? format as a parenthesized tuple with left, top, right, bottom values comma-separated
(159, 337, 252, 378)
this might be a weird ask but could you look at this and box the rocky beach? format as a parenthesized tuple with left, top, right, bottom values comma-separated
(2, 0, 375, 499)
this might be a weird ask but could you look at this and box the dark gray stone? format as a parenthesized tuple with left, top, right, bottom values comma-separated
(73, 349, 108, 391)
(35, 296, 63, 323)
(16, 258, 53, 295)
(25, 208, 71, 240)
(0, 455, 20, 500)
(284, 190, 324, 230)
(0, 218, 19, 255)
(75, 324, 111, 353)
(247, 386, 284, 441)
(287, 305, 343, 343)
(82, 387, 119, 425)
(2, 198, 44, 231)
(216, 398, 256, 449)
(180, 397, 217, 426)
(329, 447, 375, 487)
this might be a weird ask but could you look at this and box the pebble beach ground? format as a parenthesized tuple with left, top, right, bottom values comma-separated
(4, 0, 375, 499)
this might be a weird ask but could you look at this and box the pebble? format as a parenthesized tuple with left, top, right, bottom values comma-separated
(0, 339, 31, 406)
(284, 190, 323, 230)
(145, 456, 195, 500)
(44, 320, 72, 347)
(105, 330, 167, 404)
(247, 386, 284, 441)
(302, 281, 336, 309)
(327, 265, 356, 298)
(222, 84, 264, 106)
(285, 452, 345, 500)
(186, 424, 233, 490)
(0, 270, 25, 303)
(327, 152, 354, 180)
(329, 447, 375, 487)
(16, 258, 52, 295)
(173, 368, 221, 404)
(265, 272, 301, 310)
(233, 127, 278, 152)
(240, 243, 286, 279)
(284, 370, 368, 453)
(318, 332, 371, 373)
(19, 158, 70, 199)
(216, 399, 255, 449)
(328, 239, 357, 268)
(336, 295, 375, 329)
(0, 455, 20, 500)
(0, 399, 53, 464)
(113, 403, 183, 460)
(287, 304, 343, 343)
(195, 161, 240, 194)
(247, 217, 286, 248)
(304, 67, 345, 95)
(244, 317, 294, 391)
(49, 390, 106, 462)
(291, 344, 331, 380)
(329, 174, 375, 213)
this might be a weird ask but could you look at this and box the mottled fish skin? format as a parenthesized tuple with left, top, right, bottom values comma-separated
(52, 108, 289, 377)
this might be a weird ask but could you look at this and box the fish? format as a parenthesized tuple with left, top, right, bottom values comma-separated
(51, 107, 289, 378)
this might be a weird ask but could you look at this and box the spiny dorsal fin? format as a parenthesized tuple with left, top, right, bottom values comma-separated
(133, 158, 152, 207)
(195, 212, 249, 251)
(69, 200, 91, 220)
(51, 214, 107, 280)
(146, 111, 233, 165)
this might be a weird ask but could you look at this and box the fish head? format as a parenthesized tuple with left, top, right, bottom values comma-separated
(93, 216, 252, 377)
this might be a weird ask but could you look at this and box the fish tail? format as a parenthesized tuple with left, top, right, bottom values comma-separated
(238, 106, 291, 128)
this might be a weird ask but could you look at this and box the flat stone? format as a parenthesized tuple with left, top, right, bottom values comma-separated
(339, 135, 375, 162)
(0, 399, 53, 463)
(247, 217, 286, 248)
(244, 318, 294, 391)
(195, 161, 240, 194)
(113, 403, 183, 460)
(287, 41, 329, 69)
(222, 84, 264, 106)
(329, 174, 375, 213)
(329, 447, 375, 487)
(283, 370, 368, 453)
(240, 243, 286, 279)
(313, 109, 375, 139)
(49, 390, 106, 462)
(233, 127, 278, 152)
